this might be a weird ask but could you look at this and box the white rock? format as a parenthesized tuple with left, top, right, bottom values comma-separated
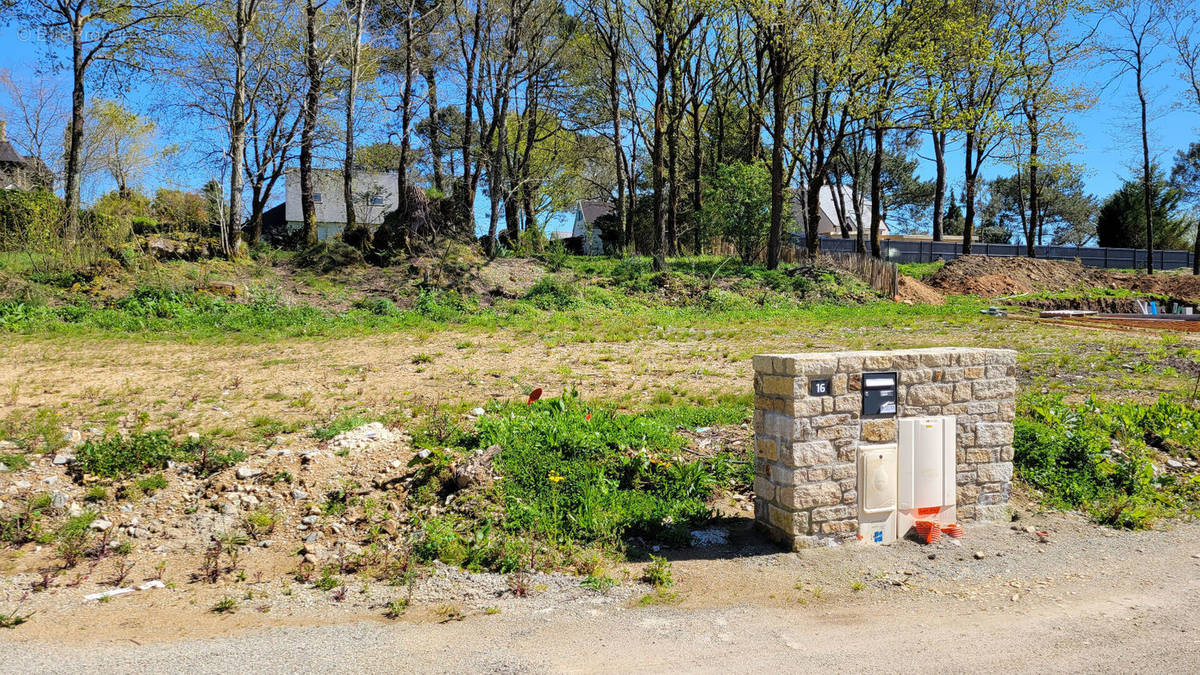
(136, 580, 165, 591)
(236, 467, 262, 480)
(1167, 459, 1184, 469)
(90, 519, 113, 531)
(470, 408, 486, 416)
(50, 491, 70, 509)
(52, 454, 73, 465)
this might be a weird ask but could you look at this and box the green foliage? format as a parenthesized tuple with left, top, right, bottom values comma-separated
(642, 555, 674, 588)
(134, 473, 168, 495)
(312, 414, 374, 441)
(524, 276, 582, 310)
(1097, 167, 1195, 251)
(0, 492, 53, 546)
(211, 597, 238, 614)
(699, 162, 772, 263)
(71, 431, 244, 479)
(539, 238, 569, 272)
(1015, 394, 1200, 528)
(475, 392, 739, 546)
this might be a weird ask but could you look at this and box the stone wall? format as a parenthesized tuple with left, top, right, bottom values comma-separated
(752, 347, 1017, 549)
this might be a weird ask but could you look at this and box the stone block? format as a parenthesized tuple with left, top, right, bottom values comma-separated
(752, 355, 775, 374)
(755, 437, 779, 462)
(832, 462, 856, 480)
(816, 425, 854, 440)
(976, 462, 1013, 483)
(908, 383, 953, 406)
(753, 477, 776, 502)
(783, 440, 836, 467)
(841, 489, 857, 504)
(973, 378, 1017, 400)
(976, 422, 1014, 447)
(821, 520, 857, 535)
(760, 375, 795, 398)
(811, 505, 853, 522)
(861, 419, 896, 442)
(780, 481, 842, 509)
(768, 504, 796, 533)
(807, 467, 832, 481)
(901, 368, 934, 385)
(769, 464, 804, 487)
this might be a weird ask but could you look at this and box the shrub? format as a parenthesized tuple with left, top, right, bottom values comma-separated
(1014, 394, 1200, 528)
(72, 431, 243, 479)
(524, 276, 581, 310)
(475, 391, 735, 546)
(642, 555, 673, 587)
(699, 162, 771, 263)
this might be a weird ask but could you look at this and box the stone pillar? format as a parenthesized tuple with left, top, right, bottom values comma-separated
(753, 348, 1017, 549)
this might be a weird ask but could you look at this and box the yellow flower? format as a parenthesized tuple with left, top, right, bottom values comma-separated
(547, 471, 564, 483)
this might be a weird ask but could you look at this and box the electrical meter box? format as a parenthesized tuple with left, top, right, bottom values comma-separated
(857, 444, 898, 544)
(862, 372, 898, 416)
(897, 416, 957, 534)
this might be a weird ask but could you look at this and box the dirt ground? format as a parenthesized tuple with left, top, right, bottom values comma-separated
(926, 255, 1200, 304)
(2, 511, 1197, 672)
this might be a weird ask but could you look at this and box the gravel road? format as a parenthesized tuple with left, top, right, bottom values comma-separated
(4, 517, 1198, 673)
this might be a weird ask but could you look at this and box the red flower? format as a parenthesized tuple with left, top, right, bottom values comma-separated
(585, 413, 592, 421)
(527, 387, 543, 404)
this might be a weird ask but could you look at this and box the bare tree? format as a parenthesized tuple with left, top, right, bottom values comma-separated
(1103, 0, 1165, 274)
(0, 68, 66, 175)
(13, 0, 185, 238)
(300, 0, 331, 247)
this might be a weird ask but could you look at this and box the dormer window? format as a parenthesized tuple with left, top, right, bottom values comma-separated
(312, 192, 323, 204)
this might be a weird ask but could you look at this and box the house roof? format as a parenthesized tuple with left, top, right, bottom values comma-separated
(0, 140, 24, 165)
(577, 200, 613, 224)
(793, 184, 890, 235)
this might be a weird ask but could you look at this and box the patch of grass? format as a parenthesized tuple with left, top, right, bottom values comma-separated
(243, 508, 279, 540)
(71, 431, 243, 479)
(0, 453, 30, 471)
(211, 596, 238, 614)
(637, 589, 679, 606)
(383, 598, 408, 619)
(581, 574, 617, 594)
(897, 261, 945, 280)
(1015, 394, 1200, 529)
(311, 414, 373, 441)
(133, 473, 168, 496)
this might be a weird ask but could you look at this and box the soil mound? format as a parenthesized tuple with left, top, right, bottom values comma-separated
(926, 256, 1101, 297)
(895, 275, 945, 305)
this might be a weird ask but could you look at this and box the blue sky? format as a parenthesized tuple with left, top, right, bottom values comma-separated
(1, 16, 1197, 238)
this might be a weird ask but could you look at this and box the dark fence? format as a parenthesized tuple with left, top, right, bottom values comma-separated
(791, 236, 1196, 271)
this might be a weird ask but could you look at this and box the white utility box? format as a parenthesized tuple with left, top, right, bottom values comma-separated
(897, 416, 957, 536)
(857, 444, 897, 544)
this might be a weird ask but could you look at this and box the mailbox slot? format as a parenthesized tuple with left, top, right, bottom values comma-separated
(862, 372, 897, 417)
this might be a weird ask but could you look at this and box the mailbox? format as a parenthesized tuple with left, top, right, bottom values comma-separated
(862, 372, 897, 416)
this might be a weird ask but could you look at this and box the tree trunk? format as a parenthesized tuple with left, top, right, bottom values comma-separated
(300, 0, 321, 247)
(1137, 62, 1153, 274)
(1027, 120, 1039, 258)
(691, 91, 703, 255)
(869, 123, 884, 259)
(64, 20, 86, 240)
(226, 0, 250, 259)
(343, 0, 365, 243)
(651, 25, 668, 271)
(962, 131, 976, 255)
(608, 39, 626, 252)
(666, 69, 680, 257)
(931, 129, 945, 242)
(765, 39, 787, 268)
(424, 67, 444, 193)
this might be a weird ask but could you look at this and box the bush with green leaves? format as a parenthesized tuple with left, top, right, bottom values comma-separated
(71, 431, 245, 479)
(523, 276, 582, 310)
(1015, 394, 1200, 528)
(699, 162, 772, 263)
(474, 391, 748, 547)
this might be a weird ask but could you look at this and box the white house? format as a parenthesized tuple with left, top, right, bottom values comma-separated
(283, 168, 399, 240)
(571, 199, 611, 255)
(793, 184, 891, 239)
